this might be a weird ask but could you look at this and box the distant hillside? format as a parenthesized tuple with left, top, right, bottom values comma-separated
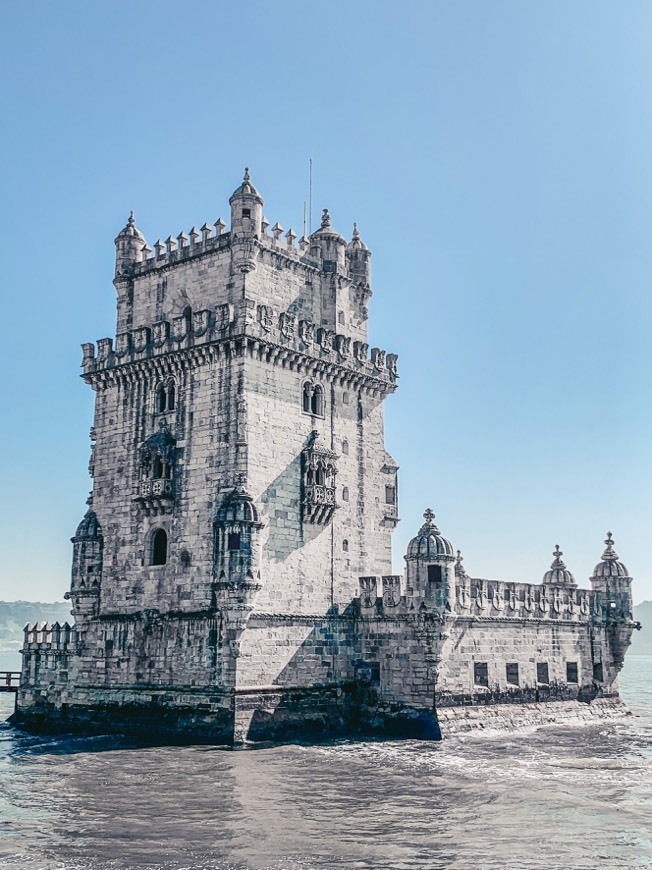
(0, 601, 72, 647)
(632, 601, 652, 654)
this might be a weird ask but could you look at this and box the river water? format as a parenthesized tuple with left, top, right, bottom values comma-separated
(0, 656, 651, 870)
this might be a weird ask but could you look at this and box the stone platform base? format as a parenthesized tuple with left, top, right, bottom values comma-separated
(437, 695, 631, 736)
(12, 689, 628, 747)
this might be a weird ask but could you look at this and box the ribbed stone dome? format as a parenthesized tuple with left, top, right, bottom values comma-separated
(346, 223, 369, 252)
(73, 510, 102, 541)
(115, 211, 144, 242)
(216, 487, 262, 526)
(542, 545, 576, 585)
(592, 532, 629, 579)
(310, 208, 346, 243)
(406, 509, 454, 561)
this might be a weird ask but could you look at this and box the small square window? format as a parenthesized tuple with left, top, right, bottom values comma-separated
(566, 662, 578, 683)
(474, 662, 489, 687)
(242, 208, 251, 218)
(506, 663, 519, 685)
(537, 662, 549, 684)
(427, 564, 442, 584)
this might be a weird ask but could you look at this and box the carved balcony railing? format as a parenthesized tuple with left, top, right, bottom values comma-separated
(140, 478, 175, 499)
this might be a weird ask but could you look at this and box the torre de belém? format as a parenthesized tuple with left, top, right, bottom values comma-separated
(14, 170, 640, 744)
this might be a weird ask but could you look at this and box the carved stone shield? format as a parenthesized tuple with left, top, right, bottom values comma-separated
(359, 576, 378, 609)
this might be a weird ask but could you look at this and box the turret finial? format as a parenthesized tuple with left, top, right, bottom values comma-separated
(423, 508, 435, 525)
(128, 210, 135, 226)
(602, 531, 619, 561)
(321, 208, 331, 229)
(352, 222, 360, 240)
(244, 167, 250, 182)
(550, 545, 566, 568)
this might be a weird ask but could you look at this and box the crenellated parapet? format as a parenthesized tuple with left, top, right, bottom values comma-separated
(357, 573, 602, 622)
(81, 299, 398, 391)
(22, 621, 78, 651)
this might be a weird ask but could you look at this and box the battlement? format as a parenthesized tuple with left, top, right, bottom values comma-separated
(23, 621, 78, 650)
(358, 575, 607, 622)
(81, 300, 398, 388)
(123, 218, 324, 278)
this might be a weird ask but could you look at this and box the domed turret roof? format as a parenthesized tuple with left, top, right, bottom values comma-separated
(229, 167, 263, 205)
(73, 510, 102, 541)
(115, 211, 145, 243)
(592, 532, 629, 579)
(310, 208, 346, 243)
(542, 545, 576, 585)
(406, 509, 455, 561)
(346, 223, 369, 252)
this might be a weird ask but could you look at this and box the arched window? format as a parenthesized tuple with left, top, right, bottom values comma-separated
(311, 385, 324, 417)
(342, 539, 349, 553)
(342, 486, 349, 502)
(302, 382, 312, 413)
(151, 529, 168, 566)
(155, 380, 176, 414)
(342, 439, 349, 455)
(302, 381, 324, 417)
(338, 310, 345, 325)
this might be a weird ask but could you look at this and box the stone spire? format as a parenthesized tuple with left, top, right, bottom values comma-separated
(455, 549, 468, 579)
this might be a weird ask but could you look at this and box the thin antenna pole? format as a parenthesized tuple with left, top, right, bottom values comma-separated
(309, 158, 313, 235)
(303, 201, 307, 238)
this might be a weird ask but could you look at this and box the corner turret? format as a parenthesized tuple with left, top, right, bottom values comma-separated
(404, 509, 455, 609)
(65, 501, 103, 619)
(229, 167, 264, 240)
(346, 223, 371, 286)
(114, 211, 147, 276)
(590, 532, 633, 621)
(310, 208, 347, 272)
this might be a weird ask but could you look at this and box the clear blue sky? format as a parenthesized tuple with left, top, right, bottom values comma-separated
(1, 2, 650, 603)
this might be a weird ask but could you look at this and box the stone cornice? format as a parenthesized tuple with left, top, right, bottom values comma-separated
(84, 330, 397, 398)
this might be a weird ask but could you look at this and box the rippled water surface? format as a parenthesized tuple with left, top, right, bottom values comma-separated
(1, 656, 651, 869)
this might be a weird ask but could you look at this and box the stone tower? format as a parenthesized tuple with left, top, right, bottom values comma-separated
(18, 170, 399, 742)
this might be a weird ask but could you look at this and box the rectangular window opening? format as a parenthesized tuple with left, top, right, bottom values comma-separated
(474, 662, 489, 687)
(427, 564, 442, 584)
(566, 662, 579, 684)
(506, 663, 519, 686)
(385, 485, 396, 505)
(537, 662, 549, 685)
(593, 662, 604, 682)
(227, 532, 241, 551)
